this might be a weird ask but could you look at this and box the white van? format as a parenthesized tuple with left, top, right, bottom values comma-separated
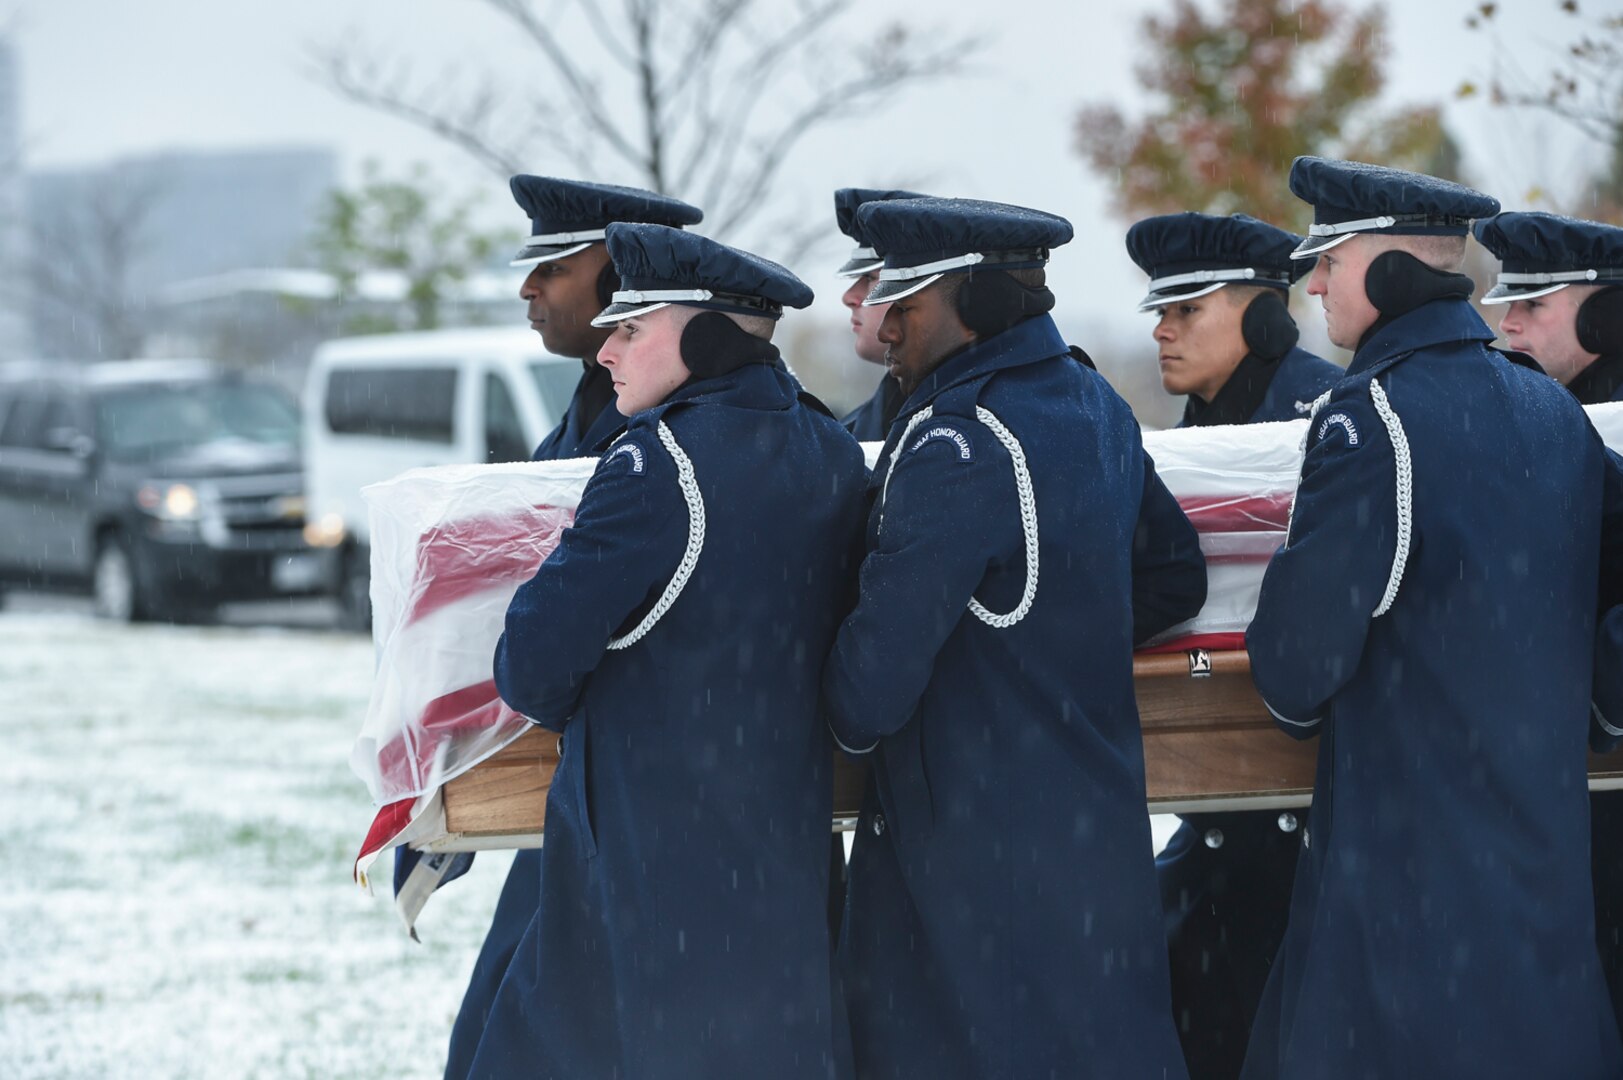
(302, 326, 582, 628)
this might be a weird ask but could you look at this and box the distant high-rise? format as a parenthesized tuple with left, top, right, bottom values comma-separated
(28, 145, 337, 359)
(0, 37, 30, 359)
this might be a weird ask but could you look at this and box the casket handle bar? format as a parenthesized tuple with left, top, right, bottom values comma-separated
(1131, 649, 1253, 680)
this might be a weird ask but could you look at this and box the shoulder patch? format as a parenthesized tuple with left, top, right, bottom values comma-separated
(1316, 411, 1360, 448)
(907, 423, 975, 462)
(606, 439, 647, 475)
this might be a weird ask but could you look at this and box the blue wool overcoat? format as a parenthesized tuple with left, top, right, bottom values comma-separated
(1241, 300, 1623, 1079)
(1567, 351, 1623, 1040)
(825, 314, 1205, 1080)
(443, 358, 629, 1079)
(469, 362, 866, 1079)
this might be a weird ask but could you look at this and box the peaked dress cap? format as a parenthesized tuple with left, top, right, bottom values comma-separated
(1287, 157, 1500, 258)
(856, 196, 1074, 305)
(1473, 211, 1623, 303)
(1126, 212, 1309, 311)
(592, 223, 814, 325)
(510, 175, 703, 267)
(834, 187, 929, 277)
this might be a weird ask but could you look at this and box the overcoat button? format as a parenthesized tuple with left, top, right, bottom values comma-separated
(1203, 828, 1224, 849)
(1303, 829, 1312, 850)
(1278, 812, 1299, 833)
(873, 814, 886, 837)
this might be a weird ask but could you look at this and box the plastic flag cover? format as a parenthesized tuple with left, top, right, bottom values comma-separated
(1140, 419, 1307, 653)
(351, 403, 1623, 887)
(351, 457, 596, 889)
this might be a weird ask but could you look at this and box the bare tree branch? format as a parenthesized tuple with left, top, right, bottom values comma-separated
(479, 0, 651, 178)
(761, 213, 834, 270)
(310, 44, 527, 178)
(570, 0, 640, 73)
(308, 2, 988, 258)
(628, 0, 668, 191)
(661, 0, 751, 111)
(695, 0, 854, 210)
(708, 29, 981, 237)
(31, 170, 167, 358)
(1468, 9, 1623, 151)
(669, 3, 749, 191)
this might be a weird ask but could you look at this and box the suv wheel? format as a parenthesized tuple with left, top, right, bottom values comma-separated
(92, 535, 141, 622)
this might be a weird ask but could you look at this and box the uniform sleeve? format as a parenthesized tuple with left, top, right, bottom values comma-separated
(1598, 446, 1623, 612)
(821, 415, 1018, 752)
(493, 434, 686, 730)
(1591, 446, 1623, 752)
(1594, 607, 1623, 754)
(1132, 451, 1208, 645)
(1246, 394, 1397, 737)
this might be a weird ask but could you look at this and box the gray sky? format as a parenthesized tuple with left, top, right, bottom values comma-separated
(12, 0, 1613, 340)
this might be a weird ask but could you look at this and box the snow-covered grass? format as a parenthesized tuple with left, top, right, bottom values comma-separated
(0, 608, 513, 1080)
(0, 600, 1180, 1079)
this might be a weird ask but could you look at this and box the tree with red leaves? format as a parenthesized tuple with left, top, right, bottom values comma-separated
(1076, 0, 1460, 227)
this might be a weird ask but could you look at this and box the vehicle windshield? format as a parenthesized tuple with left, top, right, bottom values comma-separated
(95, 382, 301, 462)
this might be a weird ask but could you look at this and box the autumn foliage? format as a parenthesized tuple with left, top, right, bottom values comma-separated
(1076, 0, 1457, 228)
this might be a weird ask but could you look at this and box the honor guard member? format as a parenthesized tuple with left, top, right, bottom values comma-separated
(1475, 210, 1623, 1036)
(468, 223, 865, 1080)
(1241, 158, 1623, 1080)
(823, 186, 928, 942)
(513, 175, 705, 459)
(1129, 212, 1343, 426)
(1126, 212, 1342, 1080)
(439, 175, 705, 1080)
(1476, 211, 1623, 404)
(823, 197, 1206, 1080)
(833, 187, 926, 440)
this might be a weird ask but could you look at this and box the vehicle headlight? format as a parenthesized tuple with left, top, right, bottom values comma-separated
(303, 512, 347, 548)
(136, 483, 203, 522)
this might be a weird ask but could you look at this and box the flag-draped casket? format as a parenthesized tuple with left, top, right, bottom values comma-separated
(353, 405, 1623, 888)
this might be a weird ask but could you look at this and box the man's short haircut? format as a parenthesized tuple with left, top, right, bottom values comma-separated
(1388, 233, 1469, 272)
(1222, 283, 1275, 307)
(663, 304, 774, 342)
(728, 312, 776, 341)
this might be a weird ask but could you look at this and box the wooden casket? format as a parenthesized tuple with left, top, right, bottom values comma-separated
(373, 410, 1623, 857)
(416, 648, 1623, 853)
(419, 649, 1295, 852)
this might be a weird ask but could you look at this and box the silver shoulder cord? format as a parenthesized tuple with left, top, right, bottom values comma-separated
(879, 406, 1039, 629)
(605, 422, 706, 649)
(1292, 381, 1412, 617)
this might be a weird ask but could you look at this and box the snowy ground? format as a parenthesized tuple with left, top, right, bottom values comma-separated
(0, 597, 513, 1080)
(1, 593, 1179, 1079)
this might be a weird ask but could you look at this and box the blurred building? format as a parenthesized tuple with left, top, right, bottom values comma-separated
(153, 267, 514, 395)
(27, 145, 337, 360)
(0, 37, 30, 360)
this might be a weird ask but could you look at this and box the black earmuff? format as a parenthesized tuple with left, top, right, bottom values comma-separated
(596, 261, 621, 310)
(954, 269, 1056, 339)
(1577, 286, 1623, 356)
(1363, 249, 1474, 317)
(1239, 290, 1300, 362)
(678, 311, 781, 381)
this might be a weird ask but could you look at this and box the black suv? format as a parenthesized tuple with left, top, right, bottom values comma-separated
(0, 360, 334, 621)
